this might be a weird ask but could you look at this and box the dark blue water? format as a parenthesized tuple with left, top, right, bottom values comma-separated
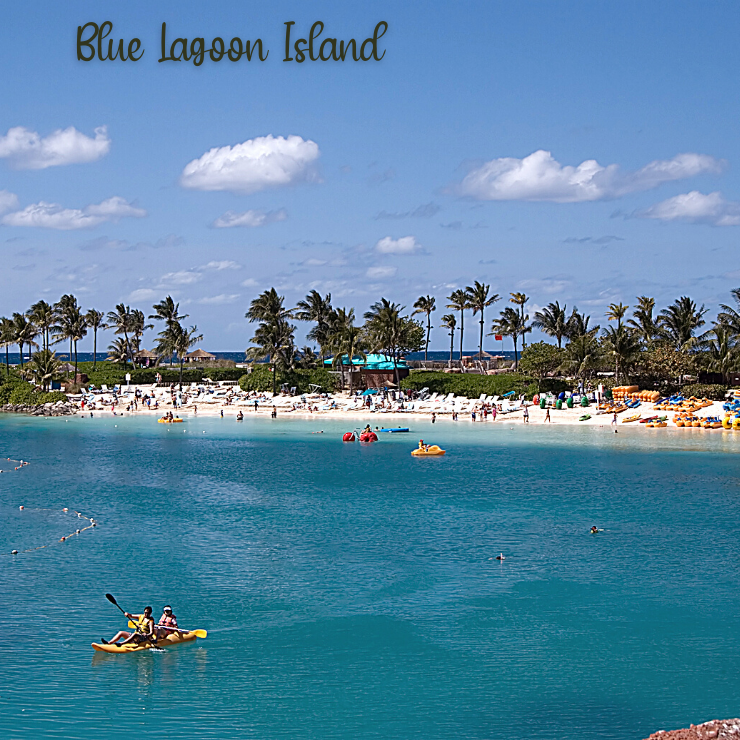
(1, 416, 739, 740)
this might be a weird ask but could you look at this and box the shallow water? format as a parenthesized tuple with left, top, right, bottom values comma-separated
(1, 414, 739, 740)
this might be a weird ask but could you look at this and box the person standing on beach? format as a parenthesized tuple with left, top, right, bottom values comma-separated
(271, 406, 277, 418)
(523, 405, 529, 423)
(544, 407, 551, 423)
(612, 412, 618, 425)
(491, 406, 497, 422)
(432, 412, 436, 424)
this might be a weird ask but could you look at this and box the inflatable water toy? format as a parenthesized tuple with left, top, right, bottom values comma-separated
(379, 428, 410, 433)
(92, 629, 202, 653)
(411, 445, 445, 456)
(622, 413, 641, 423)
(639, 416, 658, 424)
(158, 417, 183, 424)
(579, 414, 591, 421)
(359, 431, 378, 443)
(342, 432, 355, 442)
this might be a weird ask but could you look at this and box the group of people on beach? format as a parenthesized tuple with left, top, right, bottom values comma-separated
(101, 605, 179, 647)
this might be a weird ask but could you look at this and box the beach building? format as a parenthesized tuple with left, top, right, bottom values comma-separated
(185, 349, 217, 364)
(133, 349, 159, 368)
(324, 353, 409, 389)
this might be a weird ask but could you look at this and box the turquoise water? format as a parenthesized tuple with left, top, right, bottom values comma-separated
(1, 415, 739, 740)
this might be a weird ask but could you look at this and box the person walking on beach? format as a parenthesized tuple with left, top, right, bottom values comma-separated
(431, 412, 436, 424)
(544, 407, 551, 423)
(523, 405, 529, 423)
(612, 412, 618, 425)
(271, 406, 277, 418)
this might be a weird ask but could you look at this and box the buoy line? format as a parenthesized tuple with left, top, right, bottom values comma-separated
(0, 458, 30, 473)
(3, 507, 98, 556)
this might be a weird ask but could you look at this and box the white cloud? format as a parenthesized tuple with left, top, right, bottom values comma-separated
(458, 150, 723, 203)
(0, 190, 18, 214)
(159, 270, 201, 286)
(213, 208, 287, 228)
(129, 288, 158, 302)
(375, 235, 422, 254)
(2, 196, 146, 230)
(198, 294, 240, 304)
(366, 265, 397, 279)
(0, 126, 110, 169)
(180, 135, 320, 194)
(203, 260, 241, 271)
(241, 278, 259, 287)
(635, 190, 740, 226)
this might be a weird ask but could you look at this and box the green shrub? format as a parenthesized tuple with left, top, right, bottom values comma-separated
(680, 383, 728, 401)
(399, 371, 568, 400)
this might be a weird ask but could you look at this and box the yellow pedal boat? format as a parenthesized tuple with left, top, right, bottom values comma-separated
(92, 629, 201, 653)
(158, 417, 183, 424)
(411, 445, 446, 457)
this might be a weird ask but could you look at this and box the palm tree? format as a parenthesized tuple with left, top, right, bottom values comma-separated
(561, 332, 601, 381)
(172, 323, 204, 385)
(627, 296, 658, 347)
(246, 288, 291, 323)
(294, 290, 334, 361)
(717, 288, 740, 334)
(329, 308, 366, 392)
(605, 302, 629, 329)
(446, 289, 470, 367)
(85, 309, 106, 369)
(657, 296, 707, 350)
(12, 313, 38, 369)
(25, 349, 62, 391)
(466, 281, 499, 361)
(55, 302, 87, 378)
(129, 309, 153, 359)
(412, 295, 436, 362)
(491, 307, 530, 369)
(601, 324, 641, 383)
(0, 316, 14, 376)
(247, 317, 295, 395)
(697, 324, 740, 375)
(150, 296, 188, 365)
(27, 300, 55, 351)
(106, 304, 134, 368)
(364, 298, 404, 386)
(532, 301, 568, 348)
(565, 307, 598, 340)
(440, 314, 457, 367)
(107, 337, 130, 367)
(509, 293, 529, 347)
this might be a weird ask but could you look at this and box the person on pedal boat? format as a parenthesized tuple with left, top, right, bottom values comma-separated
(102, 606, 155, 646)
(155, 605, 179, 639)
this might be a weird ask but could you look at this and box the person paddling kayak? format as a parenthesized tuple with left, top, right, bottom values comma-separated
(102, 606, 155, 646)
(155, 605, 178, 639)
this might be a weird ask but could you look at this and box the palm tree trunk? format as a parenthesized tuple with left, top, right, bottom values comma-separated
(4, 345, 8, 376)
(479, 315, 484, 360)
(68, 338, 73, 376)
(521, 306, 527, 348)
(425, 315, 430, 362)
(179, 356, 184, 385)
(93, 328, 98, 370)
(449, 331, 454, 367)
(459, 311, 464, 369)
(74, 340, 78, 380)
(513, 335, 519, 370)
(18, 341, 24, 369)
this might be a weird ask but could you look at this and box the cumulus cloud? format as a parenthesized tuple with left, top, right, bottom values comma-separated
(203, 260, 242, 271)
(375, 236, 422, 254)
(198, 294, 240, 304)
(180, 135, 320, 194)
(634, 191, 740, 226)
(212, 208, 287, 228)
(458, 150, 723, 203)
(129, 288, 159, 302)
(159, 270, 202, 286)
(563, 235, 624, 244)
(2, 196, 146, 230)
(0, 126, 110, 169)
(366, 265, 397, 279)
(0, 190, 19, 214)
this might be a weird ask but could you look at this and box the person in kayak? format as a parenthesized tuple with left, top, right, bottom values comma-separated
(101, 606, 155, 646)
(155, 605, 178, 639)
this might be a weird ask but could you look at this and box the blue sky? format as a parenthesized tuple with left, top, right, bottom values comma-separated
(1, 0, 739, 351)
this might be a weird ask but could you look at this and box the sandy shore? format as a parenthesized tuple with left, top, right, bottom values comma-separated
(74, 384, 731, 430)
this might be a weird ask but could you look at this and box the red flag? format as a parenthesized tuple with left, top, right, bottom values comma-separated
(495, 335, 503, 341)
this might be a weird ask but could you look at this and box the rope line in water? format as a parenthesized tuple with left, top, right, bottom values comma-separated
(0, 458, 30, 473)
(3, 507, 98, 557)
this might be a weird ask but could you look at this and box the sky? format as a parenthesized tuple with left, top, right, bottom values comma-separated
(1, 0, 740, 352)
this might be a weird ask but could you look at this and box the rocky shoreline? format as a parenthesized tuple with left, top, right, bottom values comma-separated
(646, 719, 740, 739)
(1, 401, 77, 416)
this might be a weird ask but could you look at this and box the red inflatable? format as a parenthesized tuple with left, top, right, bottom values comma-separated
(359, 432, 378, 443)
(343, 432, 355, 442)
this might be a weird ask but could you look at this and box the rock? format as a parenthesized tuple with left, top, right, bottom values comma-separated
(644, 719, 740, 740)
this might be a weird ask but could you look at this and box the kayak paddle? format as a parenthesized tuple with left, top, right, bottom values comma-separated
(128, 620, 207, 639)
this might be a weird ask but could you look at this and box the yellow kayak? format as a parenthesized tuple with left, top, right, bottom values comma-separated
(622, 414, 641, 423)
(411, 445, 446, 456)
(158, 418, 183, 424)
(91, 630, 201, 653)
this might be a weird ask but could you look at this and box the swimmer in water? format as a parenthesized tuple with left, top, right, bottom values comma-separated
(495, 553, 505, 560)
(590, 526, 603, 533)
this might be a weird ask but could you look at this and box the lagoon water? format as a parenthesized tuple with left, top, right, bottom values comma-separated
(1, 414, 739, 740)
